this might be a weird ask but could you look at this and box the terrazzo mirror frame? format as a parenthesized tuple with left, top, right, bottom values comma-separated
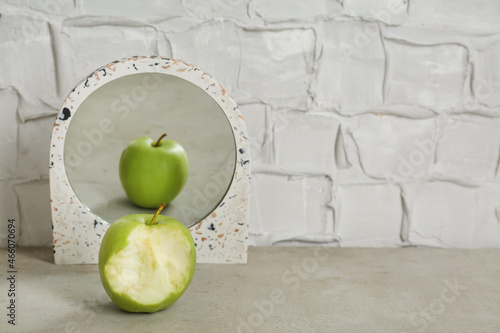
(50, 56, 250, 265)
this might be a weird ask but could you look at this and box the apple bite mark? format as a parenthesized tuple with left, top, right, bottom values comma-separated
(104, 224, 193, 306)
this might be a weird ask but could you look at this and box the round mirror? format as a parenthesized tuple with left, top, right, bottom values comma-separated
(51, 57, 250, 264)
(63, 72, 236, 228)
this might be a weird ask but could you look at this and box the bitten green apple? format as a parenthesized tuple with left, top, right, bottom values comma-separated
(119, 133, 189, 208)
(99, 203, 196, 313)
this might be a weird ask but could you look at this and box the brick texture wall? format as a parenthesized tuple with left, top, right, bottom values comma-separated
(1, 0, 500, 248)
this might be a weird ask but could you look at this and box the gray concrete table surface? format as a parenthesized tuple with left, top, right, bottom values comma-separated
(0, 247, 499, 333)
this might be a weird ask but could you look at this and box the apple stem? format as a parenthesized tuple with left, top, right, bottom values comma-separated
(155, 133, 167, 147)
(148, 202, 166, 226)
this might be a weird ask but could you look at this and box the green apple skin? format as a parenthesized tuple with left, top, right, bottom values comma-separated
(98, 214, 196, 313)
(119, 136, 189, 208)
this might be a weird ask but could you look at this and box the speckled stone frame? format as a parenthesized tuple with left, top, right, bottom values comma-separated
(50, 56, 250, 264)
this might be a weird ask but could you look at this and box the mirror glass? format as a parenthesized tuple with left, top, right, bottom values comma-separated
(64, 73, 236, 228)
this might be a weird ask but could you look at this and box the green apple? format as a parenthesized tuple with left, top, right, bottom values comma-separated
(99, 203, 196, 313)
(119, 133, 189, 208)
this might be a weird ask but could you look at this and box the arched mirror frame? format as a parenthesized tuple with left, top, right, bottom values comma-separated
(50, 56, 250, 264)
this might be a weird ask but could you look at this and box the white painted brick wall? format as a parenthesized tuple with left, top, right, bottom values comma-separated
(1, 0, 500, 248)
(313, 20, 386, 113)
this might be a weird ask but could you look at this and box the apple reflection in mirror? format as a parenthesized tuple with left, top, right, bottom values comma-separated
(118, 133, 189, 208)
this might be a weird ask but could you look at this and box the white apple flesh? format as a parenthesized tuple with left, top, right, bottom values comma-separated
(104, 224, 193, 305)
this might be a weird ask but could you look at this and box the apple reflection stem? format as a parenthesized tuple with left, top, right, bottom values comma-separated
(155, 133, 167, 147)
(64, 73, 165, 173)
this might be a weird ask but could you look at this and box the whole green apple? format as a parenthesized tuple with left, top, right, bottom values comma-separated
(99, 203, 196, 313)
(119, 133, 189, 208)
